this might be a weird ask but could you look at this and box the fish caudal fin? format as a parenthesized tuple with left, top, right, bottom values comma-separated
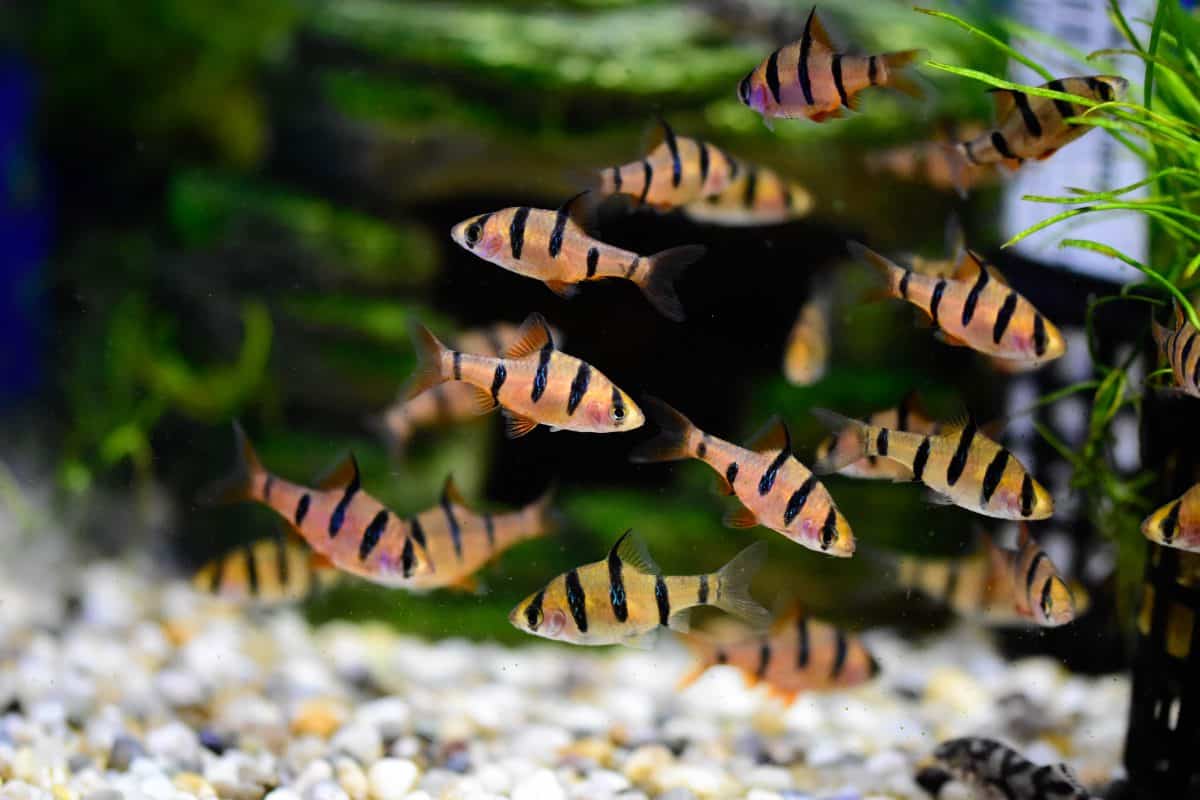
(712, 541, 771, 630)
(882, 49, 927, 99)
(639, 245, 706, 322)
(629, 396, 698, 463)
(529, 482, 563, 537)
(810, 408, 871, 473)
(198, 421, 265, 506)
(847, 240, 906, 298)
(404, 321, 450, 399)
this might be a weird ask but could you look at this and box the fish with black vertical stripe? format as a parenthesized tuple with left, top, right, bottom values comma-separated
(404, 312, 643, 438)
(849, 242, 1066, 366)
(676, 607, 878, 704)
(896, 525, 1083, 627)
(682, 161, 813, 227)
(597, 120, 740, 211)
(198, 423, 434, 587)
(630, 397, 855, 556)
(866, 122, 996, 193)
(508, 530, 769, 647)
(1141, 481, 1200, 552)
(950, 75, 1128, 193)
(922, 737, 1095, 799)
(738, 8, 925, 126)
(450, 192, 705, 321)
(1151, 302, 1200, 399)
(814, 391, 942, 481)
(192, 531, 339, 607)
(782, 281, 832, 386)
(812, 408, 1054, 520)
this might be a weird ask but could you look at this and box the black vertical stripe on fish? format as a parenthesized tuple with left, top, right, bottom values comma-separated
(611, 386, 626, 421)
(1162, 500, 1182, 544)
(716, 648, 728, 665)
(993, 292, 1019, 343)
(564, 569, 588, 633)
(531, 343, 553, 403)
(401, 536, 415, 578)
(1180, 330, 1196, 369)
(929, 279, 947, 329)
(1025, 551, 1047, 599)
(721, 147, 740, 180)
(441, 491, 464, 560)
(991, 131, 1018, 161)
(944, 420, 976, 488)
(509, 206, 531, 259)
(525, 589, 545, 630)
(961, 265, 989, 326)
(796, 615, 810, 668)
(1019, 474, 1035, 517)
(328, 459, 361, 538)
(566, 362, 591, 416)
(263, 475, 274, 501)
(490, 364, 507, 404)
(783, 475, 818, 526)
(275, 532, 290, 589)
(831, 54, 850, 107)
(831, 630, 848, 679)
(743, 167, 758, 209)
(1033, 314, 1048, 357)
(638, 160, 653, 206)
(898, 270, 912, 300)
(662, 122, 682, 188)
(626, 257, 641, 278)
(820, 507, 838, 550)
(608, 544, 628, 622)
(697, 441, 707, 458)
(295, 493, 311, 526)
(867, 55, 878, 85)
(586, 247, 599, 278)
(897, 398, 911, 433)
(1011, 91, 1043, 137)
(981, 448, 1010, 505)
(1192, 353, 1200, 391)
(698, 141, 710, 185)
(483, 513, 495, 550)
(359, 510, 388, 561)
(655, 575, 671, 627)
(962, 140, 979, 165)
(1046, 79, 1076, 120)
(1087, 76, 1112, 100)
(798, 10, 816, 105)
(452, 351, 462, 380)
(548, 204, 570, 258)
(726, 462, 739, 486)
(1039, 578, 1055, 617)
(244, 542, 260, 596)
(697, 574, 709, 605)
(912, 437, 932, 482)
(209, 552, 226, 593)
(765, 48, 783, 104)
(409, 516, 427, 551)
(756, 639, 772, 679)
(611, 166, 622, 191)
(758, 448, 791, 495)
(876, 429, 889, 457)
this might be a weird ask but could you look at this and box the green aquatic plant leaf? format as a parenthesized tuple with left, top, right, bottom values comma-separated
(914, 8, 1054, 81)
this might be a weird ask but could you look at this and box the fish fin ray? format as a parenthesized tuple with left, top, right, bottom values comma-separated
(314, 453, 359, 490)
(723, 506, 759, 529)
(612, 529, 661, 575)
(882, 49, 927, 98)
(504, 312, 555, 359)
(624, 629, 660, 650)
(544, 280, 580, 299)
(924, 489, 956, 507)
(442, 474, 467, 507)
(404, 322, 450, 399)
(639, 245, 706, 321)
(467, 385, 498, 415)
(197, 421, 266, 505)
(502, 410, 539, 438)
(745, 414, 791, 455)
(629, 396, 697, 463)
(714, 475, 735, 496)
(810, 408, 871, 472)
(805, 7, 836, 50)
(712, 541, 770, 629)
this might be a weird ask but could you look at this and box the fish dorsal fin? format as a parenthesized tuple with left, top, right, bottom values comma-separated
(310, 551, 336, 571)
(988, 88, 1018, 119)
(939, 412, 977, 439)
(314, 453, 359, 490)
(645, 116, 677, 153)
(804, 7, 835, 51)
(897, 390, 929, 424)
(954, 249, 1009, 287)
(612, 529, 661, 575)
(745, 415, 791, 454)
(556, 189, 593, 229)
(441, 474, 467, 507)
(503, 313, 555, 359)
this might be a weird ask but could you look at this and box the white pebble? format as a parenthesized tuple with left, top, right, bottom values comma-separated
(336, 757, 369, 800)
(306, 779, 350, 800)
(331, 723, 383, 765)
(510, 768, 565, 800)
(367, 758, 419, 800)
(264, 791, 303, 800)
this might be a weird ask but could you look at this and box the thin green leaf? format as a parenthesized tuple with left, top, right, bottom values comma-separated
(1061, 239, 1200, 329)
(914, 8, 1054, 80)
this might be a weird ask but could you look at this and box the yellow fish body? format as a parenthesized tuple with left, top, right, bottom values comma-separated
(814, 392, 941, 481)
(193, 533, 338, 606)
(597, 120, 740, 210)
(1142, 482, 1200, 552)
(509, 530, 769, 647)
(682, 162, 813, 227)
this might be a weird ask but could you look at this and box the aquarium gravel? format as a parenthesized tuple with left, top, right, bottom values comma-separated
(0, 560, 1126, 800)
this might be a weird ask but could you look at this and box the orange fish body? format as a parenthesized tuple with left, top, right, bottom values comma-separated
(678, 611, 878, 703)
(739, 9, 923, 124)
(851, 243, 1066, 366)
(193, 534, 338, 606)
(814, 392, 940, 481)
(1142, 482, 1200, 552)
(631, 398, 854, 557)
(683, 162, 813, 227)
(451, 198, 704, 321)
(406, 313, 644, 438)
(866, 123, 994, 193)
(597, 121, 740, 210)
(1152, 304, 1200, 399)
(782, 293, 829, 386)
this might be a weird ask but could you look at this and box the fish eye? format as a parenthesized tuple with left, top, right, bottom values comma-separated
(525, 604, 543, 630)
(738, 74, 752, 105)
(610, 405, 626, 423)
(465, 223, 482, 248)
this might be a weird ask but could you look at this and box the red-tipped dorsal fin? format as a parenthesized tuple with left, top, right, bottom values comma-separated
(745, 415, 791, 454)
(442, 474, 467, 507)
(503, 313, 555, 360)
(314, 453, 359, 490)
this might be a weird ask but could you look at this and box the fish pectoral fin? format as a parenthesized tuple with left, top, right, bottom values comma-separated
(766, 685, 801, 706)
(544, 280, 580, 299)
(468, 386, 498, 415)
(447, 574, 482, 594)
(923, 490, 956, 507)
(722, 505, 759, 529)
(713, 475, 735, 496)
(504, 313, 555, 359)
(667, 608, 692, 633)
(502, 410, 539, 439)
(623, 629, 660, 650)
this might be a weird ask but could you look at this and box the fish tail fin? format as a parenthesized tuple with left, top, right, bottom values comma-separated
(198, 421, 265, 506)
(528, 482, 563, 537)
(639, 245, 706, 322)
(810, 408, 872, 473)
(403, 321, 451, 399)
(675, 631, 717, 690)
(629, 396, 699, 463)
(712, 541, 771, 630)
(882, 49, 926, 99)
(846, 240, 904, 300)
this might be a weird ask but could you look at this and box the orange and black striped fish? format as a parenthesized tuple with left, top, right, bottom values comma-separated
(865, 123, 995, 193)
(813, 391, 941, 481)
(952, 75, 1128, 190)
(193, 532, 339, 606)
(451, 193, 705, 321)
(682, 161, 813, 227)
(597, 120, 741, 211)
(631, 398, 854, 557)
(677, 608, 878, 704)
(372, 322, 562, 453)
(1142, 482, 1200, 552)
(508, 530, 769, 647)
(782, 286, 831, 386)
(738, 8, 924, 125)
(849, 242, 1066, 366)
(897, 526, 1083, 627)
(405, 312, 644, 438)
(201, 424, 434, 587)
(812, 409, 1054, 521)
(1151, 303, 1200, 399)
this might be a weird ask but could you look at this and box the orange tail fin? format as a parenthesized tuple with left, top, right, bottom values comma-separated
(198, 422, 265, 505)
(882, 49, 927, 100)
(638, 245, 706, 322)
(403, 321, 450, 399)
(628, 396, 699, 463)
